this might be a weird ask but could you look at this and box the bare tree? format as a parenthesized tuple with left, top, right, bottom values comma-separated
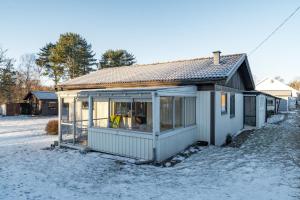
(18, 54, 42, 93)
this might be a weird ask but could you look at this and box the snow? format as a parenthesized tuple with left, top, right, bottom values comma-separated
(1, 112, 300, 200)
(267, 114, 285, 124)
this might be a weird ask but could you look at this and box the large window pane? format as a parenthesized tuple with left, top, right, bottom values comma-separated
(93, 99, 109, 128)
(185, 97, 196, 126)
(175, 97, 184, 128)
(160, 97, 173, 131)
(132, 100, 152, 132)
(61, 98, 74, 123)
(110, 101, 132, 129)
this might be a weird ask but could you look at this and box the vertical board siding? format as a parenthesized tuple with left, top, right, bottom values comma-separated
(197, 91, 211, 143)
(156, 126, 198, 161)
(88, 128, 153, 160)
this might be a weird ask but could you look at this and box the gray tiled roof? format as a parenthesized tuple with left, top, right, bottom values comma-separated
(60, 54, 246, 87)
(31, 91, 57, 100)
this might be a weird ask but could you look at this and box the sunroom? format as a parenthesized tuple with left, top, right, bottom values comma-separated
(57, 86, 198, 161)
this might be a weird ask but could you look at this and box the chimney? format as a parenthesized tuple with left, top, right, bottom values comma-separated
(213, 51, 221, 65)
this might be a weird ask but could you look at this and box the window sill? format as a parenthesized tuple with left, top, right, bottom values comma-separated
(230, 115, 235, 118)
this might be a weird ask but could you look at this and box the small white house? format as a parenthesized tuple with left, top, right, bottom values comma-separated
(256, 77, 300, 111)
(57, 51, 257, 161)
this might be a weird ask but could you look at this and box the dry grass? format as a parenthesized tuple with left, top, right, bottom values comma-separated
(45, 120, 58, 135)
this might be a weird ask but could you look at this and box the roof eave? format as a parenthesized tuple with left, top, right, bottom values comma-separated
(57, 78, 227, 91)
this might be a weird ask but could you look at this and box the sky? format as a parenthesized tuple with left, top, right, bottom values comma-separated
(0, 0, 299, 85)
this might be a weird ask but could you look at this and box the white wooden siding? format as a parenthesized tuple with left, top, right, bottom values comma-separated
(197, 91, 211, 143)
(156, 126, 198, 161)
(215, 92, 244, 145)
(88, 127, 153, 160)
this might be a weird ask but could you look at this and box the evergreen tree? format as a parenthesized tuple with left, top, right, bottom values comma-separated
(36, 43, 64, 86)
(99, 49, 136, 69)
(0, 54, 16, 103)
(52, 33, 96, 79)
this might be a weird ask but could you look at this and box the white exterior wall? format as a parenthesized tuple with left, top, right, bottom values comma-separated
(88, 127, 153, 160)
(214, 92, 244, 146)
(256, 95, 266, 128)
(197, 91, 211, 143)
(156, 126, 198, 161)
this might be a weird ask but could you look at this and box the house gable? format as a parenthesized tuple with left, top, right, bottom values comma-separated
(224, 57, 255, 91)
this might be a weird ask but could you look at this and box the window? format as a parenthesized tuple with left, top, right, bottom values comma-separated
(230, 94, 235, 118)
(61, 98, 74, 123)
(48, 101, 57, 110)
(160, 97, 173, 131)
(267, 99, 274, 106)
(92, 98, 153, 132)
(160, 96, 196, 132)
(81, 101, 88, 110)
(221, 92, 227, 114)
(185, 97, 196, 126)
(132, 100, 152, 132)
(175, 97, 185, 128)
(93, 99, 109, 128)
(110, 100, 132, 129)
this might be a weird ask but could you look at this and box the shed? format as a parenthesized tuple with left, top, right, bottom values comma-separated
(23, 91, 58, 116)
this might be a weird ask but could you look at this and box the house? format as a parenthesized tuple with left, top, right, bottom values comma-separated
(256, 77, 300, 111)
(23, 91, 58, 116)
(57, 51, 258, 161)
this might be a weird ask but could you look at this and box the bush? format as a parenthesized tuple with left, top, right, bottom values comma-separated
(45, 120, 58, 135)
(226, 134, 233, 145)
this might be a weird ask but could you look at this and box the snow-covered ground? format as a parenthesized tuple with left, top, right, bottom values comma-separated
(0, 112, 300, 200)
(267, 114, 285, 124)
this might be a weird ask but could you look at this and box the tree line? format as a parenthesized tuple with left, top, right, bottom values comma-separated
(0, 32, 136, 104)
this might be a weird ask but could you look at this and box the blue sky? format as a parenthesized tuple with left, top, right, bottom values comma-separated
(0, 0, 299, 85)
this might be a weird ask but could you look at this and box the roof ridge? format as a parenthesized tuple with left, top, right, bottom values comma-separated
(96, 53, 246, 71)
(132, 53, 245, 67)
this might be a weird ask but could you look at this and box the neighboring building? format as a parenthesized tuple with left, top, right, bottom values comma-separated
(256, 77, 300, 111)
(56, 51, 271, 161)
(23, 91, 58, 116)
(243, 91, 280, 128)
(0, 103, 20, 116)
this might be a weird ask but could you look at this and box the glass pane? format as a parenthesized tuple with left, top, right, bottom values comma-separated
(160, 97, 173, 131)
(186, 97, 196, 126)
(93, 99, 109, 128)
(60, 97, 75, 143)
(221, 93, 227, 113)
(110, 101, 132, 129)
(175, 97, 184, 128)
(132, 101, 152, 132)
(62, 98, 74, 123)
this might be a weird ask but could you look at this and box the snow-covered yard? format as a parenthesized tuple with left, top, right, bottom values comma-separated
(0, 112, 300, 200)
